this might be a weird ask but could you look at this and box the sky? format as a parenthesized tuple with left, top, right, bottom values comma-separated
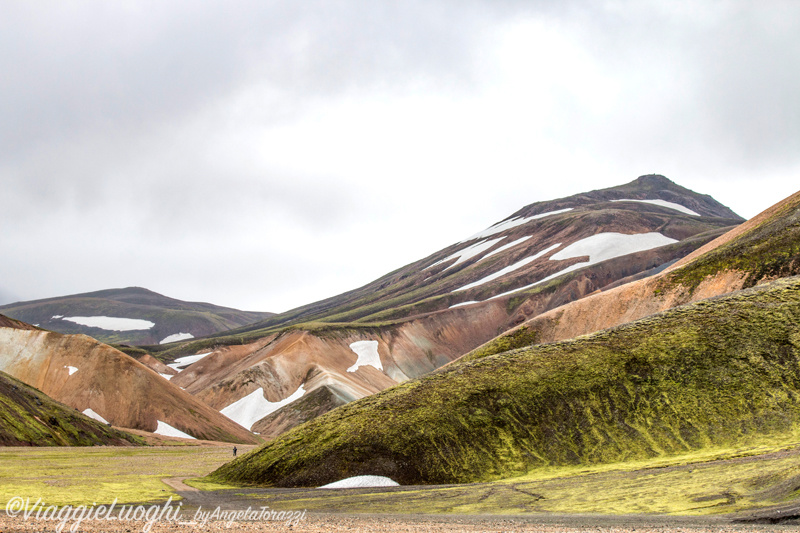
(1, 0, 798, 313)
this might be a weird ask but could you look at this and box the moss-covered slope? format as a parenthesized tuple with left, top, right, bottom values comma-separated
(0, 371, 143, 446)
(211, 276, 800, 487)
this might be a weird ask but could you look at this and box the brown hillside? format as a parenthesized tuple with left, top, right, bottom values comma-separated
(0, 327, 258, 443)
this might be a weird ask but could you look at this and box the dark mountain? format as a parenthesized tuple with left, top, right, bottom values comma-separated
(0, 286, 273, 346)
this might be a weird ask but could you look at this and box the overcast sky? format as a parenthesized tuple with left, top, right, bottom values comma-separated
(1, 1, 798, 312)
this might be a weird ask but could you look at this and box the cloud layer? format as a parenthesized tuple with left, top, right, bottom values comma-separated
(1, 1, 798, 310)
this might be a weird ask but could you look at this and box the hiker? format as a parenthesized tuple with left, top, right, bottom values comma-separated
(233, 446, 237, 457)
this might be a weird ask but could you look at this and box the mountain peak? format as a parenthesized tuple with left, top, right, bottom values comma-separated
(633, 174, 674, 188)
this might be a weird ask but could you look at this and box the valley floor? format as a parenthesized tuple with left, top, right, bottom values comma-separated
(3, 441, 800, 532)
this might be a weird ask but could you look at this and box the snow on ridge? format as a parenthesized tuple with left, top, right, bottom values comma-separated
(454, 243, 562, 293)
(318, 475, 400, 489)
(347, 340, 382, 373)
(489, 232, 677, 300)
(459, 208, 574, 243)
(62, 316, 155, 331)
(167, 352, 212, 372)
(159, 332, 194, 345)
(612, 198, 700, 216)
(51, 315, 63, 319)
(425, 238, 504, 271)
(449, 301, 481, 309)
(154, 420, 196, 440)
(479, 236, 532, 261)
(220, 385, 306, 431)
(82, 408, 108, 424)
(64, 365, 78, 376)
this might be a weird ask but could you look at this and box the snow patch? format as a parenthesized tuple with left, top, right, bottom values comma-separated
(612, 199, 700, 216)
(167, 352, 212, 372)
(449, 301, 481, 309)
(82, 408, 108, 424)
(318, 475, 400, 489)
(489, 232, 677, 299)
(454, 243, 562, 292)
(460, 208, 573, 242)
(154, 420, 196, 440)
(64, 366, 78, 376)
(159, 332, 194, 345)
(347, 340, 382, 373)
(479, 236, 532, 261)
(425, 238, 504, 270)
(221, 385, 306, 431)
(159, 373, 174, 380)
(62, 316, 155, 331)
(51, 315, 63, 319)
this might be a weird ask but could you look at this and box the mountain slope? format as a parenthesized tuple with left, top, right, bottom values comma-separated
(0, 324, 259, 444)
(175, 174, 741, 344)
(0, 287, 273, 346)
(0, 370, 143, 446)
(465, 187, 800, 361)
(154, 175, 743, 437)
(210, 275, 800, 487)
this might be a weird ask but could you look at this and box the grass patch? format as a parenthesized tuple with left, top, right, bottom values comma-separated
(0, 446, 235, 508)
(234, 439, 800, 516)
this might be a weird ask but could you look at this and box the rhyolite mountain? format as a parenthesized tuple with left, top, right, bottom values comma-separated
(0, 287, 274, 346)
(0, 314, 259, 444)
(147, 175, 745, 437)
(0, 368, 144, 446)
(210, 185, 800, 487)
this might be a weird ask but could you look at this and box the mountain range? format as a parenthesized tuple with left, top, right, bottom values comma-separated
(9, 173, 799, 457)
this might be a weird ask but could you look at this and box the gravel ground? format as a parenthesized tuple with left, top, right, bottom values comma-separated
(0, 513, 797, 532)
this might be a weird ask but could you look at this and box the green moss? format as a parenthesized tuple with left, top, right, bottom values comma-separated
(663, 193, 800, 293)
(210, 277, 800, 488)
(466, 326, 539, 361)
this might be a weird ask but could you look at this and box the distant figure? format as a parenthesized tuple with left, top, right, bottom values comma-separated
(233, 446, 237, 457)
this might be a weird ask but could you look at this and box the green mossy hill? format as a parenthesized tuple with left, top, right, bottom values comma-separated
(0, 371, 143, 446)
(663, 190, 800, 292)
(210, 276, 800, 487)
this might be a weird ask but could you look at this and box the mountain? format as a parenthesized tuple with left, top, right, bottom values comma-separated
(189, 174, 741, 336)
(151, 175, 743, 437)
(0, 369, 143, 446)
(465, 187, 800, 361)
(0, 287, 273, 346)
(0, 316, 259, 444)
(211, 277, 800, 486)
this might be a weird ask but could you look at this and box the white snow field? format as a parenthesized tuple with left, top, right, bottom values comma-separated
(611, 198, 700, 216)
(347, 340, 383, 372)
(454, 243, 563, 292)
(154, 420, 196, 440)
(459, 208, 574, 242)
(159, 332, 194, 345)
(425, 237, 504, 270)
(317, 475, 400, 489)
(220, 385, 306, 430)
(82, 408, 108, 424)
(167, 352, 212, 372)
(479, 236, 532, 261)
(448, 300, 481, 309)
(64, 365, 78, 376)
(489, 232, 678, 300)
(62, 316, 155, 331)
